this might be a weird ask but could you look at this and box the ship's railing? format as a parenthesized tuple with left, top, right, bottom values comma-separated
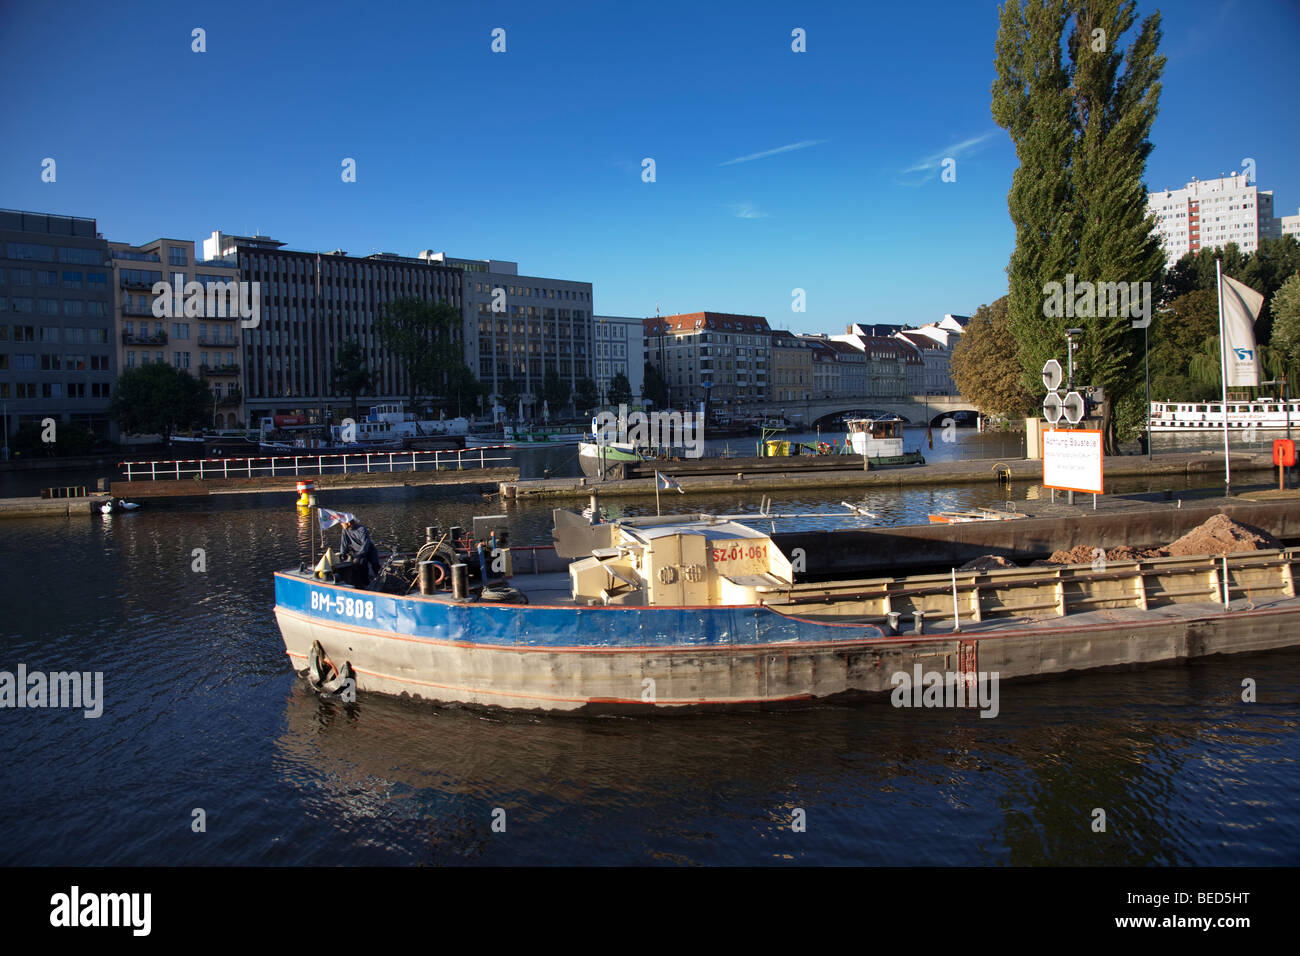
(118, 446, 515, 481)
(769, 548, 1299, 629)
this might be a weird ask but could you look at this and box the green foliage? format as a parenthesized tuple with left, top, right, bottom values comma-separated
(642, 362, 668, 408)
(607, 371, 633, 406)
(574, 377, 600, 413)
(1267, 273, 1300, 372)
(498, 378, 522, 407)
(992, 0, 1165, 453)
(8, 421, 96, 458)
(377, 297, 463, 409)
(444, 362, 487, 416)
(950, 296, 1036, 418)
(331, 339, 374, 421)
(111, 363, 211, 443)
(541, 368, 571, 410)
(1161, 237, 1300, 343)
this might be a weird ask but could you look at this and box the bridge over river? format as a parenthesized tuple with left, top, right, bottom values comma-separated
(733, 395, 980, 428)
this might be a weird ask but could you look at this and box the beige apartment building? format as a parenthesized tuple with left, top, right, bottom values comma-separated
(110, 237, 244, 428)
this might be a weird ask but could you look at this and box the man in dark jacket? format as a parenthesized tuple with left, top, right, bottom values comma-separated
(339, 517, 382, 588)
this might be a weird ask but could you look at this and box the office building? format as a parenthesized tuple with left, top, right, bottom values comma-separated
(0, 209, 116, 441)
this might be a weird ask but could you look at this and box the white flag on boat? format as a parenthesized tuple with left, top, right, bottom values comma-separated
(318, 508, 355, 531)
(1220, 273, 1265, 387)
(657, 472, 684, 493)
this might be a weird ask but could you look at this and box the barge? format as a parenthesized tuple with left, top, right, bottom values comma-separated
(273, 507, 1300, 712)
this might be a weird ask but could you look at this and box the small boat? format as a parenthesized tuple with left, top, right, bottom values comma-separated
(928, 509, 1026, 524)
(844, 416, 926, 467)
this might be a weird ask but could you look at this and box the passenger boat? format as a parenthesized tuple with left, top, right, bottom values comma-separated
(272, 507, 1300, 712)
(1148, 398, 1300, 431)
(844, 416, 926, 466)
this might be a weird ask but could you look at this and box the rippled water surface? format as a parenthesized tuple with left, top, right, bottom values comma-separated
(1, 470, 1298, 865)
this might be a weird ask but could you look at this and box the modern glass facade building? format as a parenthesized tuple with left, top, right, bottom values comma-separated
(0, 209, 116, 442)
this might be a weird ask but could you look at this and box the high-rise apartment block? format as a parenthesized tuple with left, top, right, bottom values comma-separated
(1148, 173, 1277, 267)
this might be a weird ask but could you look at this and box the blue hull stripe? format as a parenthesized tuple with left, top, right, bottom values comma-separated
(274, 573, 884, 649)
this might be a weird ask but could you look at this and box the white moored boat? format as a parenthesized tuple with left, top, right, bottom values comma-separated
(1148, 399, 1300, 432)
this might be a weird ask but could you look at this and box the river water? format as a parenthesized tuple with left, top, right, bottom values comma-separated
(2, 429, 1297, 865)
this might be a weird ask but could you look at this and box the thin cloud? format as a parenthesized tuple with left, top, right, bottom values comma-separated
(718, 139, 828, 166)
(903, 131, 999, 175)
(725, 202, 770, 219)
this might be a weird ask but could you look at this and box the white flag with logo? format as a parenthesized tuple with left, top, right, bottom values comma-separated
(1221, 274, 1265, 387)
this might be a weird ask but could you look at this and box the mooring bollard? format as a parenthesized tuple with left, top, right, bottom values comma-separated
(451, 563, 469, 600)
(419, 560, 436, 595)
(912, 611, 925, 636)
(887, 611, 901, 635)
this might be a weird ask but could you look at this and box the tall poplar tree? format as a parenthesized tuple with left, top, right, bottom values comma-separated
(993, 0, 1165, 452)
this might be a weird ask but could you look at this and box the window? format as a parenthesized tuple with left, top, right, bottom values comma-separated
(41, 354, 62, 370)
(87, 272, 107, 289)
(14, 325, 35, 341)
(65, 354, 86, 371)
(42, 382, 62, 398)
(126, 351, 135, 368)
(58, 247, 103, 265)
(37, 270, 58, 287)
(168, 247, 189, 266)
(86, 302, 105, 316)
(92, 382, 110, 398)
(64, 327, 85, 344)
(13, 298, 33, 313)
(14, 354, 36, 369)
(38, 299, 58, 315)
(67, 382, 86, 398)
(16, 383, 37, 398)
(39, 326, 59, 342)
(88, 328, 107, 344)
(63, 300, 83, 316)
(90, 355, 108, 371)
(9, 243, 55, 261)
(62, 271, 83, 289)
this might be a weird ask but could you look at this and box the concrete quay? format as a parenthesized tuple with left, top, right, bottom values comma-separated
(501, 451, 1280, 500)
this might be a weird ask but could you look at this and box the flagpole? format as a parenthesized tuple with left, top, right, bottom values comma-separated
(1216, 258, 1231, 496)
(655, 471, 661, 516)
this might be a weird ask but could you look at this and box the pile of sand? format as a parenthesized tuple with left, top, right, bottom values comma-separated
(1164, 513, 1280, 556)
(1040, 514, 1280, 565)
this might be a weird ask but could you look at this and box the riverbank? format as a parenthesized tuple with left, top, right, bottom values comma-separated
(502, 450, 1281, 500)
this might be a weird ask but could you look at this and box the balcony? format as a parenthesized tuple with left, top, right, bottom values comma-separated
(123, 301, 155, 316)
(120, 276, 157, 290)
(217, 389, 242, 407)
(199, 363, 239, 377)
(122, 331, 167, 345)
(197, 336, 238, 347)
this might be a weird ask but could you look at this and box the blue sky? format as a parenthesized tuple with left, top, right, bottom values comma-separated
(1, 0, 1296, 332)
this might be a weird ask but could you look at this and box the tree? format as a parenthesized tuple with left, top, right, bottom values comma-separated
(574, 377, 600, 414)
(111, 363, 211, 445)
(950, 296, 1036, 418)
(1270, 273, 1300, 373)
(541, 368, 571, 411)
(993, 0, 1166, 453)
(330, 338, 374, 424)
(444, 362, 486, 417)
(377, 297, 463, 410)
(643, 362, 668, 407)
(498, 378, 522, 410)
(607, 371, 633, 407)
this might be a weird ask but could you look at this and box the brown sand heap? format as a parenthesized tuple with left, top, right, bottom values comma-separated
(1043, 544, 1164, 565)
(1164, 513, 1280, 556)
(1041, 514, 1280, 565)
